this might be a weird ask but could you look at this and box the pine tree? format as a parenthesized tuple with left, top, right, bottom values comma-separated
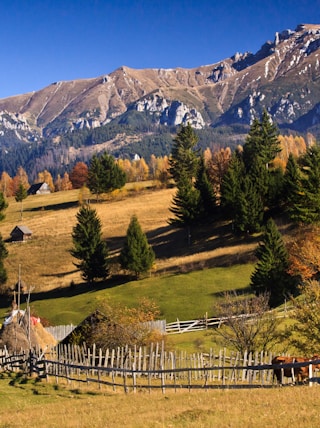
(119, 215, 155, 278)
(234, 176, 264, 234)
(169, 170, 201, 227)
(169, 123, 199, 183)
(289, 145, 320, 224)
(70, 205, 109, 282)
(194, 156, 217, 219)
(220, 152, 245, 219)
(282, 153, 302, 218)
(15, 183, 28, 220)
(88, 153, 126, 201)
(250, 218, 296, 307)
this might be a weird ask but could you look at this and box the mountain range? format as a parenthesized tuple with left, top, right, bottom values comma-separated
(0, 23, 320, 180)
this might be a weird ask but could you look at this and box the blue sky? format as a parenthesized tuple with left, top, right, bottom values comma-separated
(0, 0, 319, 99)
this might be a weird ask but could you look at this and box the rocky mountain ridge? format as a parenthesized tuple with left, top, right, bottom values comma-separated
(0, 23, 320, 178)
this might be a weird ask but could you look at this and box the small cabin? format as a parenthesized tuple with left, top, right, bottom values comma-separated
(10, 225, 33, 242)
(27, 182, 51, 195)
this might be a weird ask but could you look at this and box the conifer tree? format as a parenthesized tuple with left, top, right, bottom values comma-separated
(282, 153, 302, 218)
(15, 183, 28, 220)
(88, 152, 126, 201)
(289, 145, 320, 224)
(70, 205, 109, 282)
(234, 176, 264, 234)
(169, 170, 201, 227)
(220, 152, 245, 219)
(194, 156, 217, 219)
(169, 123, 199, 183)
(250, 218, 296, 307)
(119, 215, 155, 278)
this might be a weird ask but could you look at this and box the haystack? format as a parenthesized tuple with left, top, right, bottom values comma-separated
(0, 311, 57, 353)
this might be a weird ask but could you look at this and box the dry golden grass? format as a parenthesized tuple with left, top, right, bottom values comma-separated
(1, 186, 257, 293)
(1, 374, 320, 427)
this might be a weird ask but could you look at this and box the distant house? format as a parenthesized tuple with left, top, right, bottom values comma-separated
(10, 225, 33, 242)
(27, 182, 51, 195)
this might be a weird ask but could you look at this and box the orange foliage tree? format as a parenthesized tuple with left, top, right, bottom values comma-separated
(70, 162, 88, 189)
(287, 226, 320, 282)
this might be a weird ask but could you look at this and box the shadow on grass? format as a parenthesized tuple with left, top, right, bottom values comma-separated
(26, 201, 79, 212)
(0, 274, 134, 309)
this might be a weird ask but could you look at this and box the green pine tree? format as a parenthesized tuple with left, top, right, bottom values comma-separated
(70, 205, 109, 282)
(195, 155, 217, 219)
(119, 215, 155, 278)
(15, 183, 28, 220)
(234, 176, 264, 234)
(289, 145, 320, 224)
(282, 153, 302, 218)
(250, 218, 296, 307)
(87, 152, 126, 201)
(220, 152, 245, 219)
(169, 170, 201, 227)
(169, 123, 199, 183)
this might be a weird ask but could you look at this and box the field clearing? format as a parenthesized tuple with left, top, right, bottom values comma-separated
(0, 185, 256, 289)
(0, 373, 320, 427)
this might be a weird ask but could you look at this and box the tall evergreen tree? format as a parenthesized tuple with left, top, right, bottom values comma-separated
(220, 152, 245, 219)
(15, 183, 28, 220)
(282, 153, 302, 218)
(88, 152, 126, 201)
(119, 215, 155, 278)
(234, 176, 264, 234)
(250, 218, 296, 307)
(70, 205, 109, 282)
(169, 170, 201, 227)
(289, 145, 320, 224)
(195, 156, 217, 219)
(243, 110, 281, 171)
(169, 123, 199, 183)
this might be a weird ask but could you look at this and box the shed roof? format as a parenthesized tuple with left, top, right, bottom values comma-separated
(11, 225, 32, 235)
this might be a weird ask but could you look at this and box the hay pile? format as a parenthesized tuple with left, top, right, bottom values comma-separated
(0, 312, 57, 353)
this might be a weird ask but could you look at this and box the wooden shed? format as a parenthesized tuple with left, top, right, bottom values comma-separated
(27, 182, 51, 195)
(10, 225, 33, 242)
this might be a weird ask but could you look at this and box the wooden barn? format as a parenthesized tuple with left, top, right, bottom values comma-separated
(27, 182, 51, 195)
(10, 225, 33, 242)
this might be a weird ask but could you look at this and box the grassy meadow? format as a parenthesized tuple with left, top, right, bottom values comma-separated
(1, 372, 320, 428)
(0, 185, 256, 326)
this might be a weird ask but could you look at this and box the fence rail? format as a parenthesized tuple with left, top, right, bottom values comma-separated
(1, 344, 319, 393)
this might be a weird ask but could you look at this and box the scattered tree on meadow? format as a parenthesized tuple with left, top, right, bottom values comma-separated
(70, 162, 88, 189)
(119, 215, 155, 278)
(213, 292, 281, 354)
(14, 183, 28, 220)
(70, 205, 109, 283)
(250, 218, 297, 307)
(87, 153, 126, 201)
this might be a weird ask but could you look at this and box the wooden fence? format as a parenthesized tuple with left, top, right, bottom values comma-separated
(1, 344, 319, 392)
